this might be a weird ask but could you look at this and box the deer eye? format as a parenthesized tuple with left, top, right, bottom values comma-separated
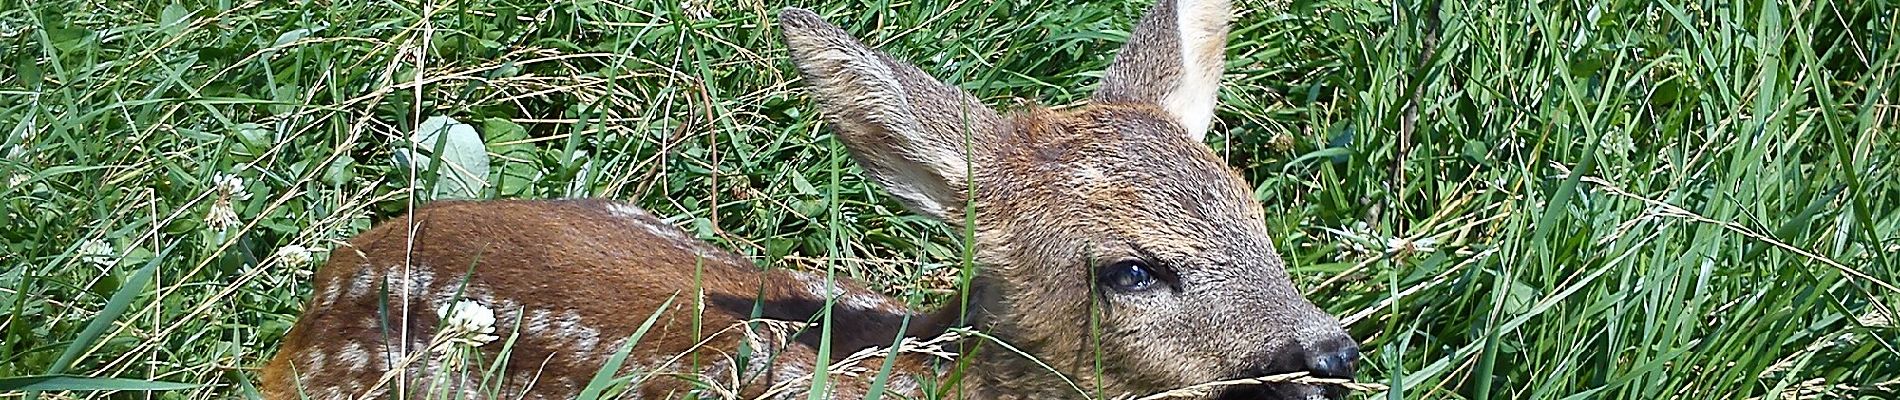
(1099, 260, 1159, 292)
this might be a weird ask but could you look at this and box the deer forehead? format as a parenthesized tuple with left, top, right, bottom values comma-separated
(994, 106, 1242, 184)
(981, 108, 1266, 241)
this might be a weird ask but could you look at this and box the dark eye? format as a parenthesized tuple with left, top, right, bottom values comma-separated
(1099, 260, 1159, 292)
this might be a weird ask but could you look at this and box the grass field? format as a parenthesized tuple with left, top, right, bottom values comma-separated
(2, 0, 1898, 398)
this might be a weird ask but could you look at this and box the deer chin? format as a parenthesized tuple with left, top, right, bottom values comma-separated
(1212, 383, 1345, 400)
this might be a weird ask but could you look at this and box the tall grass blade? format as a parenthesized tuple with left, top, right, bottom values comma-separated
(34, 245, 174, 399)
(0, 375, 198, 392)
(576, 293, 679, 400)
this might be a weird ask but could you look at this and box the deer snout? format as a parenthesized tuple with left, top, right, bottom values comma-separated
(1228, 332, 1359, 400)
(1300, 334, 1359, 378)
(1247, 331, 1358, 378)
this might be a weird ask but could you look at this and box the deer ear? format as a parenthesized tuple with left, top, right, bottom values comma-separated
(780, 8, 1003, 221)
(1093, 0, 1232, 142)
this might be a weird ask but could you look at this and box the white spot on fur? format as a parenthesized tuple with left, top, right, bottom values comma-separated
(346, 268, 382, 298)
(318, 274, 344, 308)
(605, 202, 654, 220)
(1163, 0, 1231, 141)
(299, 349, 328, 377)
(886, 374, 923, 396)
(787, 272, 901, 312)
(339, 342, 370, 371)
(344, 379, 365, 398)
(793, 272, 845, 298)
(381, 341, 409, 372)
(573, 330, 600, 355)
(607, 202, 735, 263)
(840, 293, 889, 311)
(526, 308, 554, 334)
(634, 215, 694, 245)
(788, 271, 900, 312)
(769, 361, 814, 392)
(404, 267, 436, 296)
(487, 298, 520, 332)
(554, 309, 601, 357)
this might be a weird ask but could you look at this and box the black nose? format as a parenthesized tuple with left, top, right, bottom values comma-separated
(1304, 335, 1359, 378)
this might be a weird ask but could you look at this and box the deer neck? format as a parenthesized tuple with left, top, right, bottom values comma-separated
(926, 274, 1104, 400)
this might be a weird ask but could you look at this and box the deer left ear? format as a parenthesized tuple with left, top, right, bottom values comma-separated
(779, 7, 1004, 221)
(1093, 0, 1231, 142)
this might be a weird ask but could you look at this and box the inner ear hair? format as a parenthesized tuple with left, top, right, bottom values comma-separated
(778, 7, 1003, 220)
(1092, 0, 1232, 142)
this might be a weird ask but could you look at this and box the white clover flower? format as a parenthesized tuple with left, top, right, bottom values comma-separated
(7, 173, 26, 188)
(202, 171, 252, 232)
(1385, 236, 1438, 254)
(77, 239, 117, 267)
(437, 300, 499, 348)
(274, 244, 314, 265)
(205, 200, 240, 231)
(682, 0, 712, 20)
(1323, 221, 1440, 256)
(213, 172, 252, 201)
(1319, 221, 1376, 254)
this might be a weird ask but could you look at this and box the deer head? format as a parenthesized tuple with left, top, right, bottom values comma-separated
(781, 1, 1358, 399)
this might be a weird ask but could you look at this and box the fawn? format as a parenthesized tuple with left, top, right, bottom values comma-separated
(259, 0, 1359, 399)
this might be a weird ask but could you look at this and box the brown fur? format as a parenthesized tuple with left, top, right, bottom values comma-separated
(262, 1, 1356, 399)
(260, 199, 941, 399)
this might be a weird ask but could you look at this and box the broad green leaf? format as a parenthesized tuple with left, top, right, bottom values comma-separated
(483, 118, 537, 196)
(14, 54, 41, 87)
(271, 27, 320, 48)
(403, 116, 491, 199)
(159, 4, 189, 36)
(321, 156, 355, 186)
(231, 123, 270, 156)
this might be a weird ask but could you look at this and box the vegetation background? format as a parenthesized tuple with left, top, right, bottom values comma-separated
(1, 0, 1896, 398)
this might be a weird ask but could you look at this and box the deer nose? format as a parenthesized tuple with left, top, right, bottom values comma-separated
(1304, 335, 1359, 378)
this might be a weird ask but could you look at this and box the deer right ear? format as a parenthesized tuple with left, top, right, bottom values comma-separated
(1093, 0, 1232, 142)
(780, 8, 1002, 221)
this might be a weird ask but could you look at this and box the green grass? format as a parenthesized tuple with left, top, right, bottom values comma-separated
(2, 0, 1897, 398)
